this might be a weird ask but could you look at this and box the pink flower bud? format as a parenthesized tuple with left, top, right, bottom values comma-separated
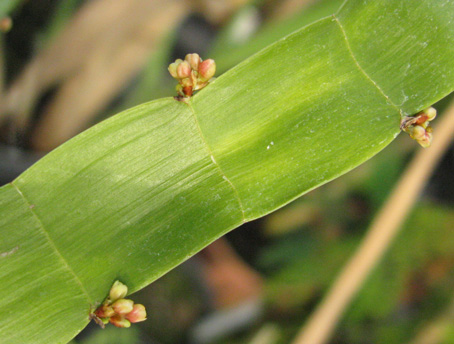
(109, 315, 131, 328)
(112, 299, 134, 315)
(125, 304, 147, 323)
(198, 59, 216, 80)
(109, 280, 128, 302)
(168, 59, 183, 78)
(177, 61, 192, 79)
(185, 53, 200, 71)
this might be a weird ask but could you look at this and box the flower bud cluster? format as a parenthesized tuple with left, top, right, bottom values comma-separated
(401, 107, 436, 148)
(93, 280, 147, 328)
(168, 53, 216, 98)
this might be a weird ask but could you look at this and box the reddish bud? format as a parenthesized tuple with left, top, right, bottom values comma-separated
(198, 59, 216, 80)
(94, 304, 115, 318)
(112, 299, 134, 315)
(109, 280, 128, 302)
(414, 114, 429, 126)
(177, 61, 191, 79)
(109, 315, 131, 328)
(183, 86, 193, 97)
(185, 53, 200, 70)
(125, 304, 147, 323)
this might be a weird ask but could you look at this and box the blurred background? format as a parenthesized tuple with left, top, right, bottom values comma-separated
(1, 0, 454, 343)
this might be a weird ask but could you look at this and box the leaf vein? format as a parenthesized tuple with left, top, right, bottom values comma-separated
(10, 182, 93, 304)
(186, 101, 246, 223)
(333, 14, 403, 116)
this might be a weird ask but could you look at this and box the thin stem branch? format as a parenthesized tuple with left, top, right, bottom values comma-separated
(292, 102, 454, 344)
